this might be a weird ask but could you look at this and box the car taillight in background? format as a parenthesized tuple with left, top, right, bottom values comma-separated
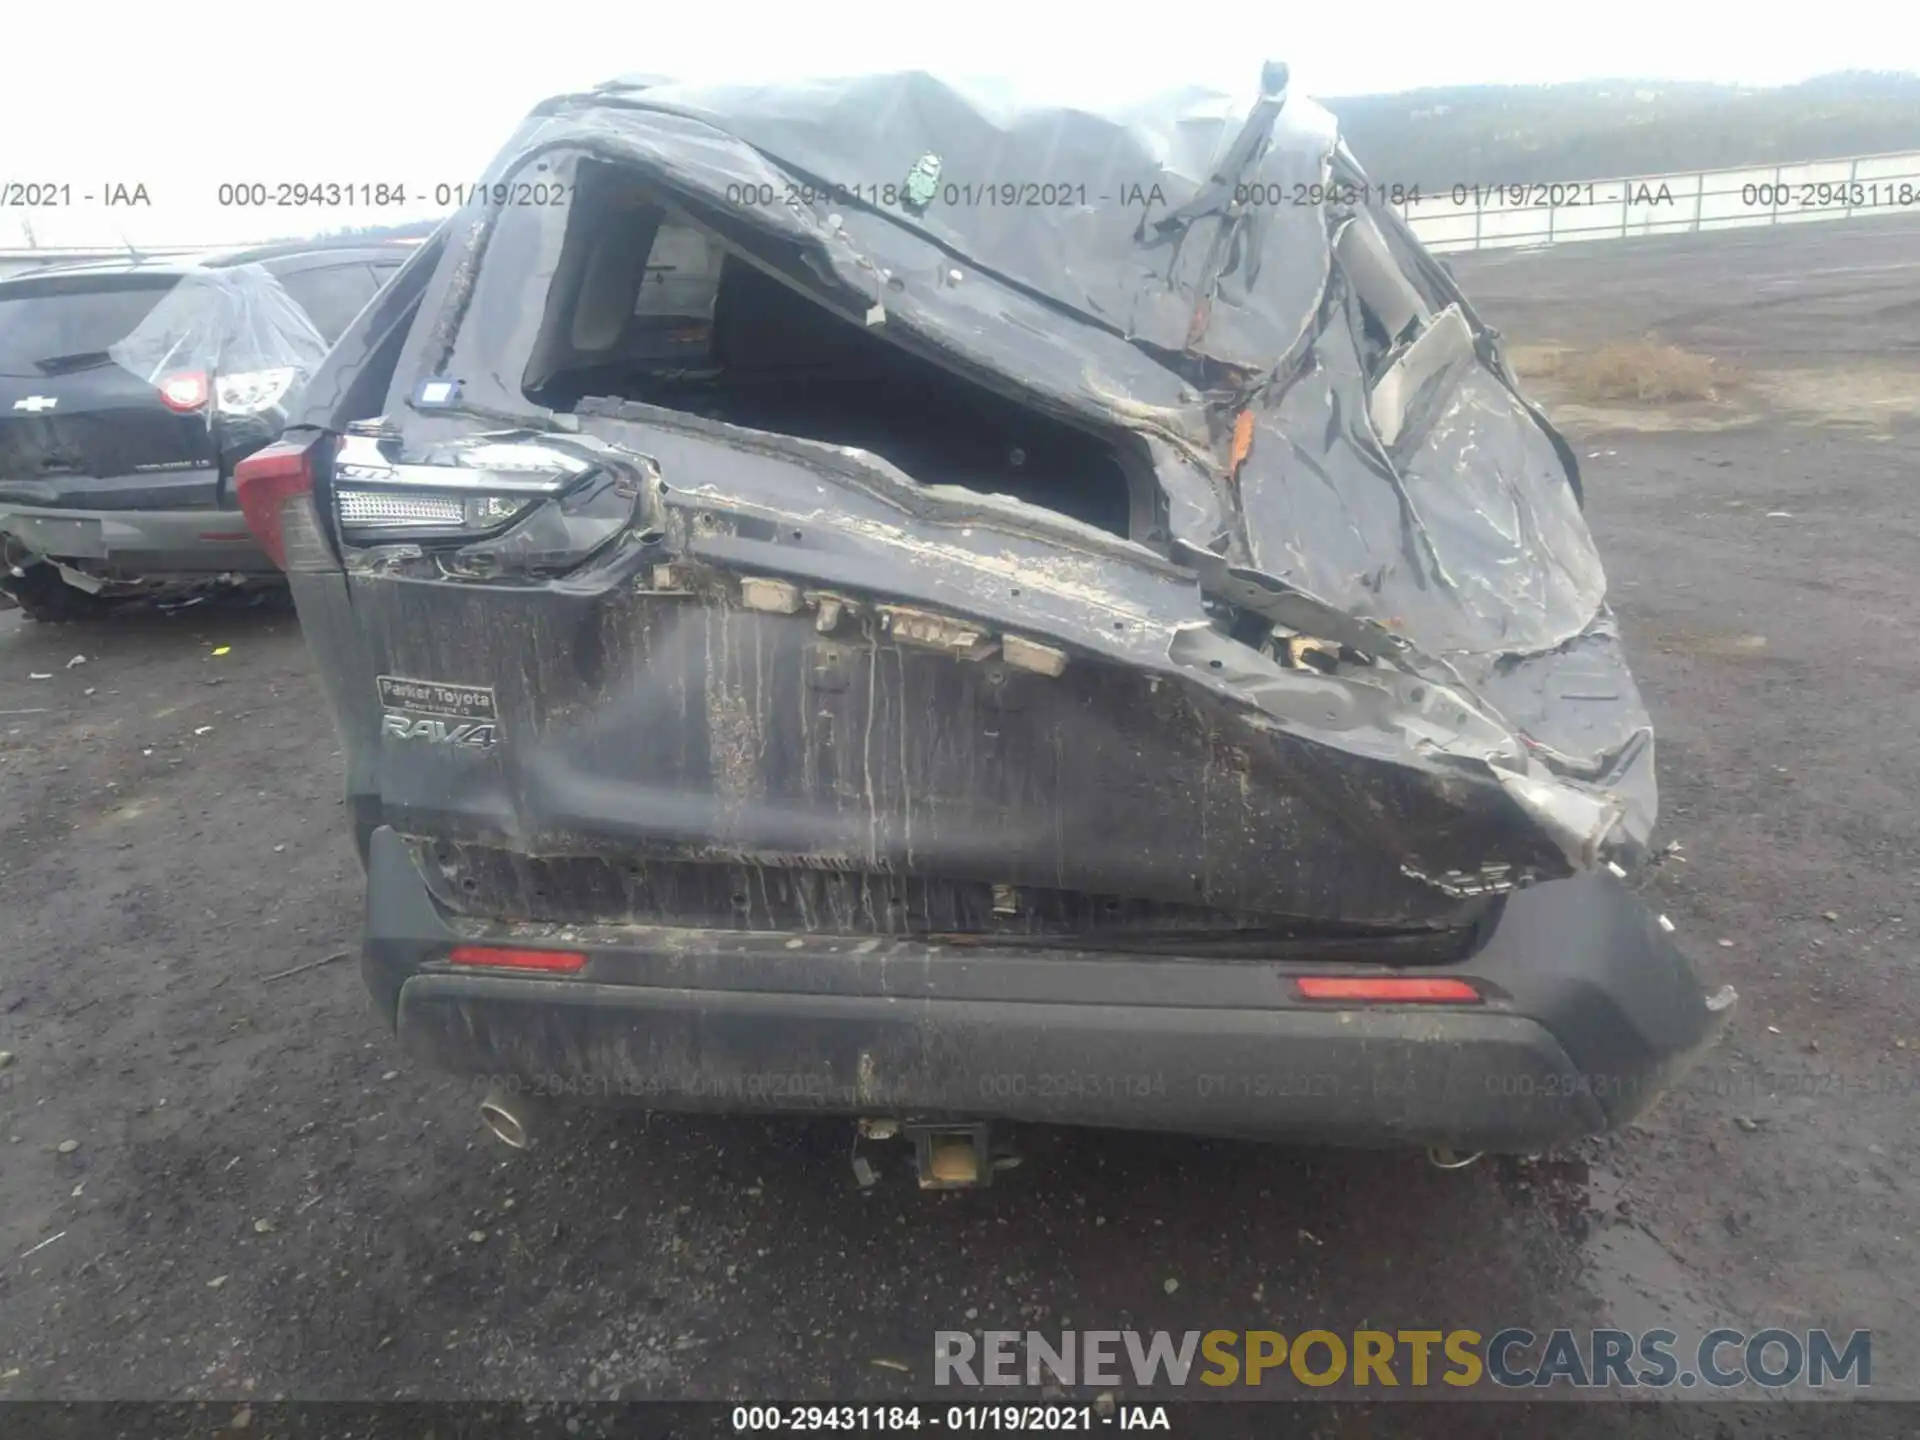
(157, 366, 303, 417)
(158, 371, 209, 412)
(216, 366, 302, 415)
(234, 434, 335, 572)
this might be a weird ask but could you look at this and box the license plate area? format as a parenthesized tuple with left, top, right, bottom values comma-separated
(2, 512, 105, 559)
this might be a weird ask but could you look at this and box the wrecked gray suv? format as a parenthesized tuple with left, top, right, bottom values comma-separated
(242, 67, 1732, 1166)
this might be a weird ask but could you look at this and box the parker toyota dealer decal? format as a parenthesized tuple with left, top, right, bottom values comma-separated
(378, 675, 500, 748)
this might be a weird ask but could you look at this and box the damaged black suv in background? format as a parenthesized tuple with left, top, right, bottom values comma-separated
(0, 241, 409, 619)
(241, 66, 1733, 1167)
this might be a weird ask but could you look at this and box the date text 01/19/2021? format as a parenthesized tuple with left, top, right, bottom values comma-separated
(731, 1405, 1171, 1431)
(210, 181, 576, 208)
(722, 181, 1115, 209)
(719, 180, 1431, 211)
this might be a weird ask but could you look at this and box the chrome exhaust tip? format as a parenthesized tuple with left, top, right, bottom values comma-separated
(479, 1085, 544, 1151)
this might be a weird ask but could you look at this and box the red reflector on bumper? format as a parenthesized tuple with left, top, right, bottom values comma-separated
(447, 945, 587, 974)
(1294, 976, 1481, 1003)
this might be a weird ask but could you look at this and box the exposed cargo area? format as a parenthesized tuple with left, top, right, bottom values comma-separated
(521, 166, 1142, 537)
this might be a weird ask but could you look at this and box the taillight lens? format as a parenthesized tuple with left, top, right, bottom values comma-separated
(215, 366, 301, 415)
(158, 370, 209, 412)
(1294, 976, 1482, 1004)
(328, 431, 629, 568)
(334, 487, 534, 535)
(234, 435, 330, 571)
(447, 945, 587, 974)
(161, 368, 303, 418)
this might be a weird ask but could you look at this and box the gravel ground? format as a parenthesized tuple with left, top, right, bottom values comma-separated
(0, 219, 1916, 1426)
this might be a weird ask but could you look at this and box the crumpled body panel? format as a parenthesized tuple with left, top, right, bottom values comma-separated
(328, 65, 1659, 907)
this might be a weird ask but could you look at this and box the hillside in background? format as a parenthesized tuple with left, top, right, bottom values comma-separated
(1322, 71, 1920, 186)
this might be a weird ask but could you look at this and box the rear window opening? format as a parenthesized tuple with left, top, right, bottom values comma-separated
(0, 274, 178, 377)
(516, 162, 1140, 537)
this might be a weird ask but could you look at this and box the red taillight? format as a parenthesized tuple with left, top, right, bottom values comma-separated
(158, 370, 209, 412)
(1294, 976, 1482, 1004)
(233, 437, 320, 570)
(447, 945, 587, 974)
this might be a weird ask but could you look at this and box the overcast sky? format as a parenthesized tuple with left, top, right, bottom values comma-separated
(4, 0, 1915, 248)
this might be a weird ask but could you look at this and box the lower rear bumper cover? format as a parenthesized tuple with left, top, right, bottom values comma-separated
(0, 497, 271, 577)
(366, 828, 1729, 1151)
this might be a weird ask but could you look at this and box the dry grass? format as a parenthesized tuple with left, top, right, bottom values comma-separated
(1512, 339, 1736, 404)
(1748, 366, 1920, 430)
(1504, 339, 1920, 435)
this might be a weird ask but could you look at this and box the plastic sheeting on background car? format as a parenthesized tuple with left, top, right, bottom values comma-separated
(109, 263, 330, 424)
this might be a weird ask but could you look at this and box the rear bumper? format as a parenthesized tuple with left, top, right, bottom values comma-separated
(365, 827, 1732, 1152)
(0, 498, 273, 579)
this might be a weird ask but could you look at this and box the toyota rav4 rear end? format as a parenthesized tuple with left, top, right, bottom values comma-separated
(245, 67, 1732, 1154)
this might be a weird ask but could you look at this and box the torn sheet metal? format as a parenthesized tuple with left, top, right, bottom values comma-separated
(366, 65, 1659, 883)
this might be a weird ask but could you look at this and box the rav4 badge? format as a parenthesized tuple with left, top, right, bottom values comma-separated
(381, 714, 497, 747)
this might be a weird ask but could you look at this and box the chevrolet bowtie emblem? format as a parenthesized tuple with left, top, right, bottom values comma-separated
(12, 395, 58, 413)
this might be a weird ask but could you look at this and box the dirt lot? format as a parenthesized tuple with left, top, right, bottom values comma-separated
(2, 216, 1918, 1423)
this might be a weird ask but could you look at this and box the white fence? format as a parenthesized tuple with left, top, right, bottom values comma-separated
(1399, 149, 1920, 253)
